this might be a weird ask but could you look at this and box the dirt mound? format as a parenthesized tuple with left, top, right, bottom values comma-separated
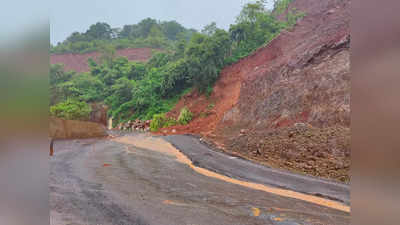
(50, 48, 155, 73)
(160, 0, 350, 182)
(229, 124, 350, 182)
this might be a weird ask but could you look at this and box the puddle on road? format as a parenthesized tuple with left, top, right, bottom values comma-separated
(114, 135, 350, 213)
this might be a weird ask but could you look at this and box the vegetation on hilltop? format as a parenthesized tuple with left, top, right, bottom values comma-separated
(51, 19, 196, 54)
(50, 0, 304, 125)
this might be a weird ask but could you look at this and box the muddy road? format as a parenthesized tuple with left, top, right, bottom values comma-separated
(50, 133, 350, 225)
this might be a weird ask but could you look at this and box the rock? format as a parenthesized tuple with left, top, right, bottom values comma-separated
(172, 129, 177, 133)
(316, 151, 327, 158)
(327, 9, 335, 14)
(240, 129, 247, 134)
(294, 123, 307, 128)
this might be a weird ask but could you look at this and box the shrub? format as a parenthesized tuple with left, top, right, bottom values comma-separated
(164, 117, 179, 127)
(50, 99, 92, 120)
(178, 107, 193, 125)
(150, 113, 179, 131)
(150, 114, 166, 132)
(207, 103, 215, 110)
(205, 86, 213, 98)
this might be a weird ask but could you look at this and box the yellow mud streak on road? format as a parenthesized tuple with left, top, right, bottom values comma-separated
(114, 135, 350, 213)
(163, 200, 190, 207)
(252, 207, 261, 217)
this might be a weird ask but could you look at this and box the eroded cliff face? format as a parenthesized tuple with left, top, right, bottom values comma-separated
(222, 0, 350, 128)
(216, 0, 350, 182)
(163, 0, 350, 181)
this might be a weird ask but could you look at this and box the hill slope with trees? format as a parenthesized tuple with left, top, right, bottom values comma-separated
(50, 0, 302, 126)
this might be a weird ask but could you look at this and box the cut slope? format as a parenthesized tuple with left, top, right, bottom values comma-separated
(50, 48, 155, 73)
(161, 0, 350, 182)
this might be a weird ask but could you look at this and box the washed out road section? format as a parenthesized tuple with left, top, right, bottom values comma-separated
(51, 133, 350, 225)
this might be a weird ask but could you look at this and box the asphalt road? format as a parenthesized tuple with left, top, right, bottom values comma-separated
(50, 133, 350, 225)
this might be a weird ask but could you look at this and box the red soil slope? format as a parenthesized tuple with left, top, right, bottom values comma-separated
(160, 0, 350, 182)
(50, 48, 154, 73)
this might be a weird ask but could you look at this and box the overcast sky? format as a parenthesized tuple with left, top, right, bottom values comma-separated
(50, 0, 273, 45)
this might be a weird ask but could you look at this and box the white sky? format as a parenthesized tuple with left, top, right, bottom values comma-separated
(50, 0, 273, 44)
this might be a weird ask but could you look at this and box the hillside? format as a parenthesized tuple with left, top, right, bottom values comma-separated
(50, 48, 154, 73)
(161, 0, 350, 182)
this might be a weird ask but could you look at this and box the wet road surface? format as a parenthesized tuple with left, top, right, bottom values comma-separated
(50, 133, 350, 225)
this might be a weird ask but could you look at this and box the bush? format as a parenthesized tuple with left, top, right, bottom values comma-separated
(150, 113, 179, 131)
(178, 107, 193, 125)
(164, 117, 179, 127)
(150, 114, 166, 132)
(205, 86, 213, 98)
(207, 103, 215, 110)
(50, 99, 92, 120)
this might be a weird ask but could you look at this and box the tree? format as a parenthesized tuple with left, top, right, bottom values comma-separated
(138, 18, 158, 38)
(99, 44, 116, 66)
(69, 73, 105, 102)
(50, 64, 73, 86)
(201, 22, 217, 36)
(161, 21, 185, 40)
(50, 99, 92, 120)
(184, 30, 230, 92)
(85, 22, 113, 40)
(236, 0, 268, 24)
(149, 25, 164, 38)
(65, 32, 87, 43)
(105, 77, 134, 110)
(119, 24, 141, 39)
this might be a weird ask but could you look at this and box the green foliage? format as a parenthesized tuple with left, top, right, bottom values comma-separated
(164, 117, 179, 127)
(51, 19, 196, 54)
(185, 29, 231, 92)
(50, 2, 304, 125)
(286, 8, 306, 28)
(236, 0, 267, 24)
(202, 22, 218, 36)
(150, 114, 165, 131)
(50, 99, 92, 120)
(50, 64, 73, 86)
(205, 86, 213, 98)
(50, 64, 75, 105)
(207, 103, 215, 110)
(178, 107, 193, 125)
(273, 0, 293, 16)
(161, 21, 186, 40)
(226, 0, 302, 65)
(86, 22, 113, 40)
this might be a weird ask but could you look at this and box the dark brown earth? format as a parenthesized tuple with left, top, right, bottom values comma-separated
(50, 48, 155, 73)
(159, 0, 350, 182)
